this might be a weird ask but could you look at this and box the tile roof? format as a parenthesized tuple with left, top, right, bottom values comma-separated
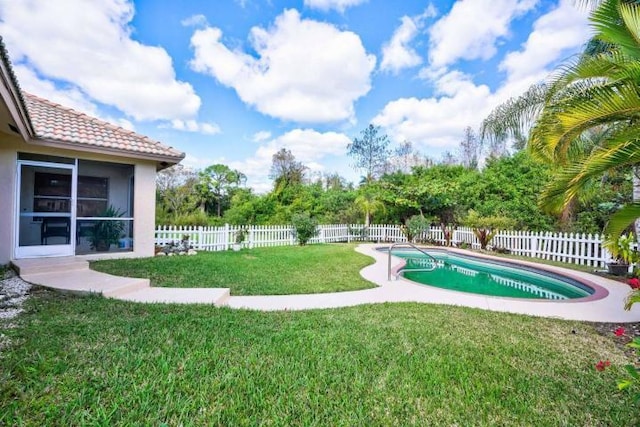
(24, 92, 184, 161)
(0, 37, 35, 136)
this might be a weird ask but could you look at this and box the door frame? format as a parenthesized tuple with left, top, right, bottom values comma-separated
(14, 159, 77, 258)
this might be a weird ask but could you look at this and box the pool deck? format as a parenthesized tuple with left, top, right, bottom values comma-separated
(12, 244, 640, 322)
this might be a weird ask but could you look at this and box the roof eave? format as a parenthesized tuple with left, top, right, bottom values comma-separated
(25, 137, 185, 166)
(0, 50, 35, 140)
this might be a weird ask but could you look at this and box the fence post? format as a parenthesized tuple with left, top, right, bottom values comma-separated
(224, 223, 230, 251)
(249, 226, 255, 249)
(530, 231, 538, 258)
(197, 226, 203, 250)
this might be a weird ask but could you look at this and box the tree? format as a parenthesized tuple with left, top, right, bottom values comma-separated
(411, 165, 472, 225)
(269, 148, 307, 192)
(323, 172, 350, 191)
(459, 151, 556, 231)
(458, 127, 482, 169)
(156, 164, 199, 220)
(198, 164, 246, 217)
(441, 151, 457, 166)
(479, 0, 640, 243)
(525, 0, 640, 245)
(385, 141, 432, 173)
(347, 124, 391, 183)
(354, 187, 385, 226)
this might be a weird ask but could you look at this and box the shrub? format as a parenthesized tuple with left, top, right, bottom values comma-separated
(464, 210, 515, 250)
(401, 215, 432, 243)
(604, 233, 638, 266)
(291, 213, 319, 246)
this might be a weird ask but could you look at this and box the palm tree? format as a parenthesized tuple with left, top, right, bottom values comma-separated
(527, 0, 640, 246)
(482, 0, 640, 247)
(354, 189, 385, 227)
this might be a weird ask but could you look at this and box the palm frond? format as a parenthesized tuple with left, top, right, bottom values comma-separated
(480, 84, 547, 147)
(530, 78, 640, 163)
(604, 202, 640, 249)
(593, 0, 640, 60)
(625, 288, 640, 311)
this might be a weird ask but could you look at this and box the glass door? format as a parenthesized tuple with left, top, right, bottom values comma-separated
(15, 161, 76, 258)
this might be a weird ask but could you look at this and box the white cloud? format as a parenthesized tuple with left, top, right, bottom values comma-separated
(171, 119, 222, 135)
(114, 118, 135, 131)
(181, 14, 209, 28)
(229, 128, 351, 192)
(181, 154, 224, 171)
(189, 9, 376, 123)
(16, 64, 136, 131)
(374, 0, 591, 156)
(373, 71, 492, 150)
(304, 0, 367, 13)
(428, 0, 538, 69)
(0, 0, 201, 122)
(14, 64, 99, 116)
(380, 5, 437, 74)
(252, 130, 272, 142)
(380, 16, 422, 74)
(498, 0, 591, 95)
(16, 62, 225, 136)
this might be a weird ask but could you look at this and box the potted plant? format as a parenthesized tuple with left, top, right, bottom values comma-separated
(605, 233, 637, 276)
(89, 205, 125, 252)
(233, 228, 247, 251)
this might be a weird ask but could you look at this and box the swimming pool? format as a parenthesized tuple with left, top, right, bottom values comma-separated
(386, 248, 595, 300)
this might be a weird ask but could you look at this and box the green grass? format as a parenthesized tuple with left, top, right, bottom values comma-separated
(91, 244, 375, 295)
(1, 290, 636, 426)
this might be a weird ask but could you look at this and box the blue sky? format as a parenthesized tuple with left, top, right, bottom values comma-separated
(0, 0, 592, 191)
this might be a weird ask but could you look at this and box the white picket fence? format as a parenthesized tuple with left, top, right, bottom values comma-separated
(155, 224, 615, 268)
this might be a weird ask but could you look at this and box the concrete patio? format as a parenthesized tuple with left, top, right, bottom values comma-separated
(12, 244, 640, 322)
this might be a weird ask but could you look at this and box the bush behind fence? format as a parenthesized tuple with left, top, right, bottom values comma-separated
(156, 224, 616, 268)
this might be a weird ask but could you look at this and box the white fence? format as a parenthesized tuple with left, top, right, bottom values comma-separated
(155, 224, 615, 268)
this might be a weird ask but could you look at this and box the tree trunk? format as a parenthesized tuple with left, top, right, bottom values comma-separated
(634, 167, 640, 239)
(365, 211, 371, 227)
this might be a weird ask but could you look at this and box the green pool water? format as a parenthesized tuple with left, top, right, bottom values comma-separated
(391, 250, 592, 300)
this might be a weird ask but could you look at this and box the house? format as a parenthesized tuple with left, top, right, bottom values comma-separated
(0, 39, 184, 264)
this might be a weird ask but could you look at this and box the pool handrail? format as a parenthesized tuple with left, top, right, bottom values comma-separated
(387, 242, 438, 280)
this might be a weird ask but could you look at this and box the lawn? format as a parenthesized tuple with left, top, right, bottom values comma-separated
(91, 244, 375, 295)
(0, 290, 637, 426)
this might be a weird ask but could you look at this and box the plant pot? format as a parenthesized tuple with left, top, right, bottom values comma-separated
(232, 243, 242, 251)
(607, 263, 629, 276)
(95, 240, 110, 252)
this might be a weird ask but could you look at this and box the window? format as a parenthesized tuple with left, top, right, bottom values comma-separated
(33, 172, 71, 213)
(77, 176, 109, 217)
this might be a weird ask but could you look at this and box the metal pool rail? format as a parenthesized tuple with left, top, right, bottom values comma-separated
(387, 243, 438, 280)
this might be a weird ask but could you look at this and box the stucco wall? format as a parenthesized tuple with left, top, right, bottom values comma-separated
(133, 162, 157, 258)
(0, 137, 19, 264)
(0, 135, 160, 264)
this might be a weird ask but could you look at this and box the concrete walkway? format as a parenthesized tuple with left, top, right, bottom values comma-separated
(13, 256, 230, 305)
(12, 244, 640, 322)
